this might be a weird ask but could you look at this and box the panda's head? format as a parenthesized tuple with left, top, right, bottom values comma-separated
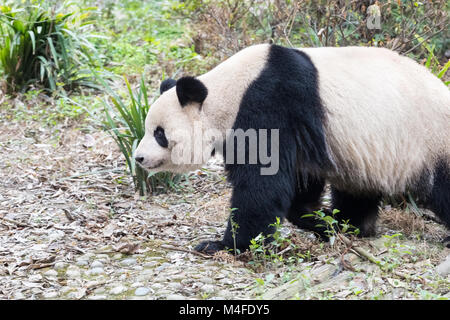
(134, 76, 210, 173)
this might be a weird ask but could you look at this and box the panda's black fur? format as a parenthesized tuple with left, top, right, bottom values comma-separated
(196, 45, 336, 253)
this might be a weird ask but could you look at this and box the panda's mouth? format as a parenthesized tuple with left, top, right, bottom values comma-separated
(137, 160, 164, 171)
(148, 160, 164, 169)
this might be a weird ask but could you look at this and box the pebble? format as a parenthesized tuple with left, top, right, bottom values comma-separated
(43, 291, 58, 299)
(436, 255, 450, 276)
(151, 283, 164, 291)
(28, 274, 43, 282)
(121, 258, 137, 266)
(87, 295, 107, 300)
(131, 282, 144, 288)
(14, 292, 25, 299)
(201, 277, 214, 284)
(110, 285, 127, 295)
(91, 260, 104, 268)
(76, 259, 89, 266)
(53, 262, 67, 270)
(201, 284, 216, 294)
(155, 262, 171, 272)
(168, 282, 183, 290)
(134, 287, 151, 296)
(166, 294, 186, 300)
(88, 267, 105, 275)
(44, 270, 58, 277)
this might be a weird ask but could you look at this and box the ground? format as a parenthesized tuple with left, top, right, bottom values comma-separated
(0, 98, 448, 300)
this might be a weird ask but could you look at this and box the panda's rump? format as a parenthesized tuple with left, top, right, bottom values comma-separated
(301, 47, 450, 195)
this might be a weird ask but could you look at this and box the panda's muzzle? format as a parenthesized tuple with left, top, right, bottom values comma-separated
(134, 156, 164, 170)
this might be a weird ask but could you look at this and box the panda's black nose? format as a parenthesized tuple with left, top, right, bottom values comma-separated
(135, 156, 144, 164)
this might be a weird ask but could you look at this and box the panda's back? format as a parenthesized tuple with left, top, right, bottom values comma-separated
(300, 47, 450, 194)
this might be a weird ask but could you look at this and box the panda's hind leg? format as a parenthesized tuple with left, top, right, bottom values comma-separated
(331, 187, 382, 237)
(428, 160, 450, 246)
(286, 176, 327, 237)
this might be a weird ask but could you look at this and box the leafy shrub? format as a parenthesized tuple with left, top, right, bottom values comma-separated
(101, 76, 181, 196)
(184, 0, 448, 62)
(0, 1, 100, 93)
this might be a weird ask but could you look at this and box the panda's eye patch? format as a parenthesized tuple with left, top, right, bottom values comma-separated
(154, 126, 168, 148)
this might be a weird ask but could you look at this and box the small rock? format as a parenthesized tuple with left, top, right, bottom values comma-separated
(87, 295, 107, 300)
(201, 284, 215, 294)
(48, 230, 65, 242)
(28, 274, 43, 282)
(208, 296, 225, 300)
(168, 282, 183, 290)
(110, 285, 127, 295)
(143, 261, 158, 268)
(119, 274, 127, 281)
(91, 260, 103, 268)
(43, 291, 58, 299)
(53, 262, 67, 270)
(14, 292, 25, 299)
(44, 270, 58, 277)
(76, 259, 89, 266)
(201, 277, 214, 284)
(134, 287, 151, 296)
(121, 258, 137, 266)
(88, 267, 105, 275)
(131, 282, 144, 288)
(155, 262, 171, 272)
(151, 283, 164, 291)
(166, 294, 186, 300)
(436, 255, 450, 276)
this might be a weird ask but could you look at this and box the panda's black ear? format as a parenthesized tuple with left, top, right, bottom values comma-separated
(160, 78, 177, 94)
(176, 76, 208, 107)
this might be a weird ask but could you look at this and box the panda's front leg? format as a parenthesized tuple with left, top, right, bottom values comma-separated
(194, 169, 295, 254)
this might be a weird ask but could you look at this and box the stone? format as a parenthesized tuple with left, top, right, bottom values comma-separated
(66, 267, 81, 278)
(44, 269, 58, 277)
(166, 294, 186, 300)
(436, 255, 450, 277)
(43, 291, 58, 299)
(87, 267, 105, 275)
(53, 262, 67, 270)
(110, 285, 127, 295)
(91, 260, 103, 268)
(134, 287, 151, 296)
(121, 258, 137, 266)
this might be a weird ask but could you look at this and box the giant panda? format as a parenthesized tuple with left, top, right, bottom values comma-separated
(135, 44, 450, 254)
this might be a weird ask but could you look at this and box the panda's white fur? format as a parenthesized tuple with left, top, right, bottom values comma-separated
(135, 44, 450, 253)
(301, 46, 450, 194)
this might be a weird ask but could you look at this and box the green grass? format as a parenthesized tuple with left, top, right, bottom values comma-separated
(100, 75, 181, 196)
(0, 0, 101, 93)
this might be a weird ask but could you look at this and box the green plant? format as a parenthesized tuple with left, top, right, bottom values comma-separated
(0, 0, 100, 93)
(101, 75, 181, 196)
(302, 209, 360, 246)
(419, 39, 450, 86)
(247, 217, 304, 270)
(229, 207, 240, 255)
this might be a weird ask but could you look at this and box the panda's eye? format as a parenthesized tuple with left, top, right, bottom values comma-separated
(154, 126, 168, 148)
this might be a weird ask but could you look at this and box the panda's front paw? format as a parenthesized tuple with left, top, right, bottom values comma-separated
(194, 240, 226, 254)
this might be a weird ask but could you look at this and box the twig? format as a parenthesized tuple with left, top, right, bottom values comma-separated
(402, 26, 446, 55)
(337, 234, 380, 265)
(339, 236, 356, 271)
(0, 217, 34, 228)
